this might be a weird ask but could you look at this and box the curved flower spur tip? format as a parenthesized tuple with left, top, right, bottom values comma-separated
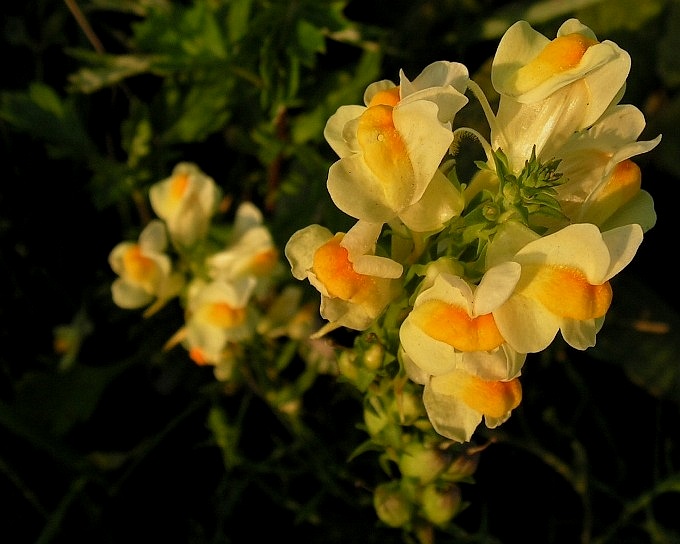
(492, 19, 630, 115)
(423, 369, 522, 443)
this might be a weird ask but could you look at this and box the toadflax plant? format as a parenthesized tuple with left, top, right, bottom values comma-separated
(109, 18, 660, 543)
(284, 17, 660, 538)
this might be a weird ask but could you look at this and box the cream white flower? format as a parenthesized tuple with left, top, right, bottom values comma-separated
(555, 104, 661, 231)
(400, 266, 524, 381)
(285, 220, 403, 337)
(324, 61, 468, 230)
(401, 349, 522, 443)
(490, 19, 631, 171)
(487, 221, 644, 353)
(183, 277, 257, 366)
(207, 202, 283, 292)
(149, 162, 221, 248)
(109, 219, 183, 311)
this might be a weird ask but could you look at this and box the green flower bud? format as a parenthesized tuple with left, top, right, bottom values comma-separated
(363, 402, 389, 437)
(337, 350, 359, 383)
(393, 386, 425, 425)
(502, 182, 520, 204)
(374, 482, 412, 528)
(420, 483, 462, 527)
(441, 450, 480, 482)
(482, 202, 499, 221)
(399, 442, 448, 484)
(362, 343, 384, 371)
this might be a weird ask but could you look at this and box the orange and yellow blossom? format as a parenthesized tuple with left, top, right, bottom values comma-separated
(398, 266, 525, 442)
(285, 220, 403, 337)
(108, 219, 183, 311)
(487, 221, 644, 354)
(555, 104, 660, 231)
(183, 277, 257, 367)
(207, 202, 283, 295)
(489, 19, 631, 172)
(323, 61, 468, 231)
(149, 162, 221, 248)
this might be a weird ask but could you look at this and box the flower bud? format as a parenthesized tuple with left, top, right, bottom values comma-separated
(337, 350, 359, 383)
(398, 442, 449, 484)
(420, 483, 462, 527)
(373, 482, 412, 528)
(441, 450, 480, 482)
(362, 342, 384, 371)
(393, 386, 426, 425)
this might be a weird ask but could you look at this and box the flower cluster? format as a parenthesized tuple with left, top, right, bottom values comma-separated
(108, 162, 319, 382)
(285, 19, 660, 444)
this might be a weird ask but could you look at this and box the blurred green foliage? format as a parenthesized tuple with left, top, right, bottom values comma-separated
(1, 0, 680, 542)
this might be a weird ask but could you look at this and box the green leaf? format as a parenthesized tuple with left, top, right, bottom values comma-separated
(67, 50, 156, 94)
(0, 83, 98, 160)
(160, 79, 233, 143)
(133, 0, 227, 60)
(480, 0, 608, 40)
(11, 363, 130, 437)
(576, 0, 664, 33)
(296, 19, 327, 63)
(227, 0, 253, 45)
(207, 405, 241, 470)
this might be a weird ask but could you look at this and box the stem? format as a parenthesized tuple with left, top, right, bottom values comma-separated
(63, 0, 105, 54)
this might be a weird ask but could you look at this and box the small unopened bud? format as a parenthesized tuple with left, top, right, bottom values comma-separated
(337, 350, 358, 383)
(502, 182, 520, 204)
(363, 403, 389, 437)
(393, 386, 425, 425)
(374, 482, 412, 528)
(441, 450, 480, 482)
(420, 483, 462, 527)
(399, 442, 448, 484)
(362, 343, 384, 371)
(482, 203, 499, 221)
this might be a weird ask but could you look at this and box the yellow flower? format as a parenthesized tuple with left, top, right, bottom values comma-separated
(490, 19, 631, 171)
(149, 162, 221, 248)
(323, 62, 468, 230)
(487, 221, 644, 353)
(400, 267, 524, 381)
(207, 202, 283, 295)
(556, 104, 661, 231)
(183, 277, 256, 366)
(422, 366, 522, 443)
(108, 220, 183, 310)
(285, 220, 403, 337)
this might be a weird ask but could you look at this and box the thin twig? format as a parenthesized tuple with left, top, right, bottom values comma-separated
(63, 0, 105, 54)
